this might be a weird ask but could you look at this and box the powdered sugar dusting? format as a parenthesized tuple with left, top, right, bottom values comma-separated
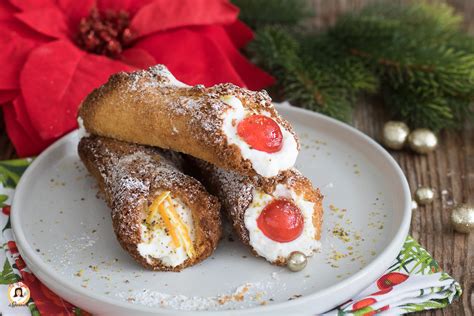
(83, 138, 187, 215)
(129, 64, 189, 91)
(192, 158, 254, 233)
(78, 136, 208, 254)
(212, 165, 255, 214)
(100, 64, 299, 176)
(115, 282, 274, 311)
(191, 157, 323, 262)
(42, 231, 99, 268)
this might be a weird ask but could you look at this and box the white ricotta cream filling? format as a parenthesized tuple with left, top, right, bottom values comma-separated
(221, 96, 298, 177)
(244, 184, 320, 262)
(137, 196, 195, 267)
(77, 116, 90, 137)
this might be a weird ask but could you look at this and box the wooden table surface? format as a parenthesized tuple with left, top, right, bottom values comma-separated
(0, 0, 472, 315)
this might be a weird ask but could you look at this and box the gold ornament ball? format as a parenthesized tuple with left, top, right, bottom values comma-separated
(382, 121, 410, 150)
(287, 251, 307, 272)
(451, 204, 474, 234)
(407, 128, 438, 154)
(411, 200, 418, 211)
(414, 187, 435, 205)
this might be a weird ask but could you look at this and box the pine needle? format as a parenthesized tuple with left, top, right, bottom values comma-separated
(243, 2, 474, 131)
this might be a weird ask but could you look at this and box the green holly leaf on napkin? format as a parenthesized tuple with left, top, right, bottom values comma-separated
(0, 194, 7, 207)
(0, 160, 30, 189)
(0, 257, 19, 284)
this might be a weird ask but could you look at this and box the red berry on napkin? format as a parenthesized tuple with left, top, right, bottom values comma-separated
(377, 272, 409, 289)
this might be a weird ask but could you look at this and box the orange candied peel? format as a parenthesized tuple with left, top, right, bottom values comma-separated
(146, 191, 195, 258)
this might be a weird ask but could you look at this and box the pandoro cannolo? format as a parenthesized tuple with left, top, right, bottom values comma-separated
(78, 136, 221, 271)
(188, 158, 323, 266)
(78, 65, 299, 178)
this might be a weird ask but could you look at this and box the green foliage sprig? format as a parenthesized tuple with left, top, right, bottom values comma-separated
(249, 27, 378, 121)
(232, 0, 312, 29)
(237, 1, 474, 131)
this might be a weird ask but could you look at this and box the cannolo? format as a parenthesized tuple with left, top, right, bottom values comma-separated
(78, 65, 299, 178)
(78, 136, 221, 271)
(188, 158, 323, 266)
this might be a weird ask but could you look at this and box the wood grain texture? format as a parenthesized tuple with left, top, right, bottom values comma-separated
(354, 99, 473, 316)
(0, 0, 472, 314)
(309, 2, 473, 315)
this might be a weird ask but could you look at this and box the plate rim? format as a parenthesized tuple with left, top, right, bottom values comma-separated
(11, 106, 412, 314)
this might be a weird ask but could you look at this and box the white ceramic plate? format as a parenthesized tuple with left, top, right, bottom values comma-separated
(11, 105, 411, 315)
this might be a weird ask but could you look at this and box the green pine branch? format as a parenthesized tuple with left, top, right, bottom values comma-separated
(249, 27, 377, 121)
(241, 1, 474, 131)
(232, 0, 312, 29)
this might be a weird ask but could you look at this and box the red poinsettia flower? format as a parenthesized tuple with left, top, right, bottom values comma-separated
(0, 0, 273, 156)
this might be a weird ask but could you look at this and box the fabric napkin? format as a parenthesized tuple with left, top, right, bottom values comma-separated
(0, 159, 461, 315)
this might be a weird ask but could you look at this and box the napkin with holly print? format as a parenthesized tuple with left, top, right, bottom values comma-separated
(0, 159, 461, 315)
(327, 236, 461, 315)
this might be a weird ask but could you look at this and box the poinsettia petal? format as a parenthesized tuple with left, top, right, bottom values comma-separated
(0, 15, 52, 40)
(0, 90, 17, 104)
(20, 40, 84, 140)
(135, 28, 247, 87)
(223, 20, 254, 48)
(57, 0, 95, 31)
(3, 102, 51, 157)
(21, 40, 135, 141)
(0, 28, 38, 90)
(15, 7, 69, 39)
(12, 96, 45, 143)
(0, 1, 17, 20)
(199, 25, 274, 90)
(97, 0, 153, 16)
(8, 0, 55, 11)
(0, 17, 50, 91)
(136, 27, 273, 89)
(120, 47, 156, 68)
(131, 0, 239, 39)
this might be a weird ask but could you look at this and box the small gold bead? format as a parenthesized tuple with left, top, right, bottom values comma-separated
(407, 129, 438, 154)
(414, 187, 435, 205)
(382, 121, 410, 150)
(451, 204, 474, 234)
(287, 251, 307, 272)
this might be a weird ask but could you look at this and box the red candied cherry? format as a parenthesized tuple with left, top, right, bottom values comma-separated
(237, 115, 283, 153)
(352, 297, 377, 310)
(377, 272, 408, 289)
(257, 199, 304, 242)
(2, 205, 10, 215)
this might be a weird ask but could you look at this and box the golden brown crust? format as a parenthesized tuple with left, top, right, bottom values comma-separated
(78, 136, 221, 271)
(186, 157, 323, 265)
(78, 65, 299, 178)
